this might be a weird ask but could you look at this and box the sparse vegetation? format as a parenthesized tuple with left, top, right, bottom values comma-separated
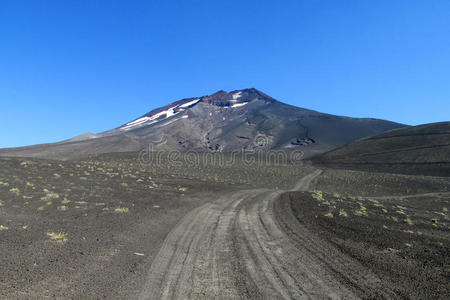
(311, 190, 324, 201)
(284, 178, 450, 300)
(114, 207, 129, 213)
(354, 203, 368, 217)
(46, 232, 68, 243)
(404, 216, 413, 225)
(339, 209, 348, 217)
(324, 211, 333, 218)
(9, 187, 20, 196)
(0, 152, 448, 298)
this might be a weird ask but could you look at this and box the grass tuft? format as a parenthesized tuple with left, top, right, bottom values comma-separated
(114, 207, 129, 213)
(324, 211, 334, 218)
(404, 217, 413, 225)
(354, 203, 368, 216)
(9, 187, 20, 196)
(311, 190, 324, 201)
(46, 232, 68, 243)
(339, 209, 348, 217)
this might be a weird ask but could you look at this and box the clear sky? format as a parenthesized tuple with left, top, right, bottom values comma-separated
(1, 0, 449, 148)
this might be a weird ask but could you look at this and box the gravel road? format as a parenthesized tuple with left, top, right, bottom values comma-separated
(139, 169, 395, 299)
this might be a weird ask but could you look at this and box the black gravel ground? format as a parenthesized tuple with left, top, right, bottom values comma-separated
(277, 189, 450, 299)
(0, 153, 310, 298)
(1, 154, 448, 298)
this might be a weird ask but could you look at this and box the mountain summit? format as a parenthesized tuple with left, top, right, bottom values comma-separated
(0, 88, 405, 159)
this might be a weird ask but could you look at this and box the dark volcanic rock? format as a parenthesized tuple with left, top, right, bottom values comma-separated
(313, 121, 450, 176)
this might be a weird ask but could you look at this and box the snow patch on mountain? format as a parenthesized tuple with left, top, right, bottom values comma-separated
(121, 118, 157, 130)
(231, 102, 248, 108)
(232, 91, 242, 100)
(121, 105, 181, 131)
(180, 98, 200, 108)
(158, 114, 189, 127)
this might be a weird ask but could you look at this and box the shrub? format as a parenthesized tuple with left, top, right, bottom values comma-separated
(47, 192, 60, 200)
(9, 187, 20, 196)
(311, 190, 324, 201)
(114, 207, 129, 213)
(404, 217, 413, 225)
(339, 209, 348, 217)
(324, 212, 334, 218)
(46, 232, 68, 243)
(354, 203, 368, 216)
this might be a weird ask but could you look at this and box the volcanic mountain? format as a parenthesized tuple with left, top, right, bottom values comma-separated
(0, 88, 405, 160)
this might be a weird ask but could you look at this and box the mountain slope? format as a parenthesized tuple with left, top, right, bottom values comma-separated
(313, 122, 450, 176)
(0, 88, 405, 160)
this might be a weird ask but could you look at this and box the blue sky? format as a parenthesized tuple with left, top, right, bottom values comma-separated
(1, 0, 449, 148)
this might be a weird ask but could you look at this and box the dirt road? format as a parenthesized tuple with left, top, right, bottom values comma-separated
(139, 169, 393, 299)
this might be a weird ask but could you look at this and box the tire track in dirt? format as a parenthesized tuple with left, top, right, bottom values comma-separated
(138, 190, 255, 299)
(139, 169, 393, 299)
